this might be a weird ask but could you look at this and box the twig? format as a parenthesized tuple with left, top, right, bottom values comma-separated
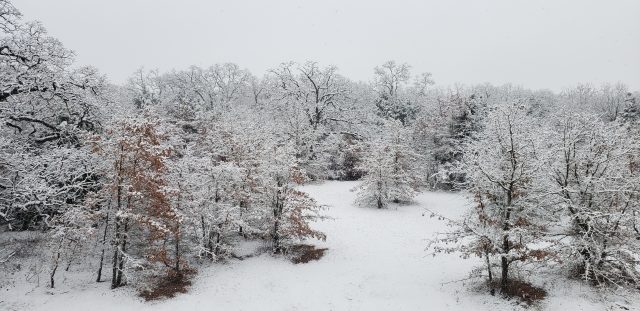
(0, 250, 16, 263)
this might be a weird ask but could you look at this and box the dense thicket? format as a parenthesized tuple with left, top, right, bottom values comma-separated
(428, 87, 640, 293)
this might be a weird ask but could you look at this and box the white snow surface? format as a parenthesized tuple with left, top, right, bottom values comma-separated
(2, 181, 637, 310)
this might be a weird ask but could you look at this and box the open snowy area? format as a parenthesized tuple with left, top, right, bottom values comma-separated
(3, 181, 637, 311)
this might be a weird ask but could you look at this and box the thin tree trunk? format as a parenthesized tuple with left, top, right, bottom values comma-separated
(115, 219, 128, 286)
(498, 188, 512, 293)
(500, 244, 509, 292)
(214, 223, 222, 257)
(501, 206, 512, 292)
(207, 231, 214, 260)
(272, 190, 282, 253)
(485, 248, 494, 295)
(65, 241, 77, 272)
(50, 252, 60, 288)
(96, 208, 110, 282)
(50, 237, 63, 288)
(111, 149, 125, 289)
(111, 217, 120, 289)
(201, 214, 208, 258)
(175, 223, 180, 273)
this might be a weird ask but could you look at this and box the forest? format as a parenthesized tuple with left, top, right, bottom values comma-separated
(1, 0, 639, 309)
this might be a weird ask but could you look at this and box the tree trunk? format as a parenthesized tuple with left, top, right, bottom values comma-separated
(239, 196, 246, 237)
(272, 219, 280, 253)
(500, 235, 509, 292)
(111, 148, 126, 289)
(50, 238, 63, 288)
(272, 189, 283, 253)
(96, 207, 110, 282)
(65, 241, 77, 272)
(111, 217, 120, 289)
(50, 253, 60, 288)
(201, 215, 209, 258)
(207, 231, 214, 260)
(214, 223, 222, 257)
(116, 219, 128, 286)
(175, 223, 181, 273)
(501, 181, 513, 293)
(485, 248, 494, 295)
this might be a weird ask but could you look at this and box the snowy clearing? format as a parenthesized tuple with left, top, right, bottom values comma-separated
(2, 181, 635, 311)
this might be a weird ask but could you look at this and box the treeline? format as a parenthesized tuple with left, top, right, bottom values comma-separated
(1, 0, 639, 295)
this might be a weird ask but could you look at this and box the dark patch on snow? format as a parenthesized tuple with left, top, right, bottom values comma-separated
(289, 244, 328, 264)
(139, 269, 195, 301)
(490, 279, 547, 305)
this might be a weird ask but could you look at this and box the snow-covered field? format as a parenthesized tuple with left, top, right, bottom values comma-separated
(2, 181, 637, 310)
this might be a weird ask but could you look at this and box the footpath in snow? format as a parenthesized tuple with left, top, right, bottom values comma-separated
(2, 181, 630, 311)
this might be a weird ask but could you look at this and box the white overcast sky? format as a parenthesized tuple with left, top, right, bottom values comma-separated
(12, 0, 640, 91)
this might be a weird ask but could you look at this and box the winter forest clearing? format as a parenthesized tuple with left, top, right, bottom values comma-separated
(2, 0, 640, 310)
(4, 181, 635, 311)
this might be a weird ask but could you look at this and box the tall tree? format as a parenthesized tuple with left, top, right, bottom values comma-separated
(430, 102, 548, 293)
(373, 60, 433, 125)
(102, 117, 176, 288)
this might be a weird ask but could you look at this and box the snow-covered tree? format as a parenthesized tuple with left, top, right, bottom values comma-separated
(0, 0, 110, 231)
(427, 87, 486, 189)
(547, 112, 640, 287)
(429, 102, 548, 294)
(180, 146, 244, 260)
(260, 142, 326, 253)
(354, 120, 421, 209)
(373, 61, 434, 126)
(266, 61, 352, 179)
(99, 117, 178, 288)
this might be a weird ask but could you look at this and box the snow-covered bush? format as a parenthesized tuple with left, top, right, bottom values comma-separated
(547, 113, 640, 287)
(354, 121, 421, 209)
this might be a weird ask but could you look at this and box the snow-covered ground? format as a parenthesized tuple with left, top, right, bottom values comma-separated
(2, 181, 637, 310)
